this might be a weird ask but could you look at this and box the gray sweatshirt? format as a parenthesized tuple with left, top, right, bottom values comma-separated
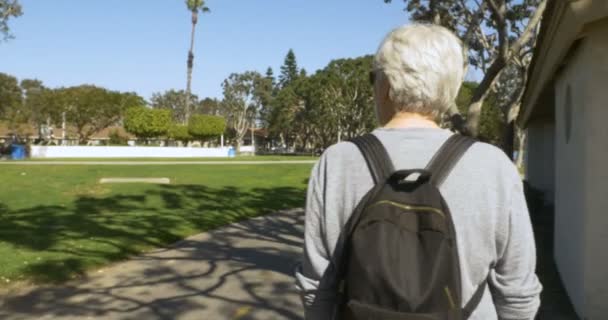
(295, 127, 542, 320)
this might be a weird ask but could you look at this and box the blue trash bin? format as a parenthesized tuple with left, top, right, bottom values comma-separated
(10, 144, 26, 160)
(228, 147, 236, 158)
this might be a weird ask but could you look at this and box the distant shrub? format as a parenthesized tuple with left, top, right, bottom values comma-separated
(124, 106, 172, 140)
(168, 124, 192, 145)
(188, 115, 226, 141)
(108, 129, 129, 146)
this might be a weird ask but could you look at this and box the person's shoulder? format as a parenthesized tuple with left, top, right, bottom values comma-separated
(465, 139, 521, 182)
(314, 140, 366, 171)
(322, 141, 361, 159)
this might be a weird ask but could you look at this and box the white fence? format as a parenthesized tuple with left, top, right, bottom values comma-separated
(30, 146, 236, 158)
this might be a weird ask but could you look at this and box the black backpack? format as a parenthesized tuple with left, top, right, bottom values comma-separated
(335, 133, 487, 320)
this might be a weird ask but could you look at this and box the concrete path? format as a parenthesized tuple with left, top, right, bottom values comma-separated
(0, 160, 316, 166)
(0, 210, 305, 320)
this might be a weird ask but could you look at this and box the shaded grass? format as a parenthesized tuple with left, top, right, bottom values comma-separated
(0, 164, 313, 285)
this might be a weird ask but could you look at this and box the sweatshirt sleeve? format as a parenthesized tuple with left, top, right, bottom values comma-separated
(489, 180, 543, 320)
(295, 159, 338, 320)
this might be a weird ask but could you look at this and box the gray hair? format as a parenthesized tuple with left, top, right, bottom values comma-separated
(374, 24, 467, 120)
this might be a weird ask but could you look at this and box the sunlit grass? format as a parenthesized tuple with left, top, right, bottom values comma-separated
(0, 163, 313, 285)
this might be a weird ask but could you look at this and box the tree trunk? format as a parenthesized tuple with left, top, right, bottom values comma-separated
(502, 120, 515, 161)
(236, 138, 242, 153)
(465, 56, 506, 136)
(185, 11, 198, 124)
(280, 133, 286, 149)
(61, 112, 66, 145)
(516, 128, 527, 169)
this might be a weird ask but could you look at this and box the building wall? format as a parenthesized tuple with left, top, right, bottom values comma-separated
(553, 35, 589, 318)
(525, 119, 555, 200)
(581, 21, 608, 320)
(552, 22, 608, 318)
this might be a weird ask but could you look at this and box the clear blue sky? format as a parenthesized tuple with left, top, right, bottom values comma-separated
(2, 0, 414, 100)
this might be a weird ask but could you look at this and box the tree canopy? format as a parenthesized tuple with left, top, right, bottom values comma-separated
(221, 71, 261, 151)
(54, 86, 144, 143)
(151, 89, 199, 123)
(124, 106, 172, 140)
(188, 114, 226, 140)
(0, 0, 22, 41)
(278, 49, 300, 89)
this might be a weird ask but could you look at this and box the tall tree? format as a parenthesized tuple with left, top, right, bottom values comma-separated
(0, 0, 22, 41)
(0, 72, 22, 124)
(278, 49, 299, 88)
(384, 0, 547, 139)
(255, 67, 276, 128)
(198, 97, 221, 116)
(184, 0, 209, 124)
(57, 86, 140, 144)
(20, 79, 55, 139)
(267, 56, 377, 151)
(221, 71, 261, 152)
(151, 89, 198, 123)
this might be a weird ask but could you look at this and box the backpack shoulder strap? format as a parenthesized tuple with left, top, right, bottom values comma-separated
(426, 134, 476, 187)
(349, 133, 395, 184)
(463, 280, 487, 318)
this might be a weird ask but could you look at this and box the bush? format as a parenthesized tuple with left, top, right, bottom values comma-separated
(124, 106, 172, 140)
(188, 115, 226, 140)
(168, 124, 191, 145)
(108, 129, 129, 146)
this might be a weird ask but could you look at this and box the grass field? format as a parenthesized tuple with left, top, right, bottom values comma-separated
(24, 155, 318, 162)
(0, 162, 314, 285)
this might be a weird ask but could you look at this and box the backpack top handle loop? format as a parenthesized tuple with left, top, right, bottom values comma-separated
(389, 169, 432, 184)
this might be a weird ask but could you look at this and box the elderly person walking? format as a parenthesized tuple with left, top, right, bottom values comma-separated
(295, 24, 541, 320)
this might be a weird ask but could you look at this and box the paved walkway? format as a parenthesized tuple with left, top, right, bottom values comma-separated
(0, 206, 578, 319)
(0, 160, 317, 166)
(0, 210, 305, 320)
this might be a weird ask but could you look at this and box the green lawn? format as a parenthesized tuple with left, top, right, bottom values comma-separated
(24, 155, 318, 162)
(0, 163, 313, 285)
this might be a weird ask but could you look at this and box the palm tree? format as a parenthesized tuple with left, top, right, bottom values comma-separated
(184, 0, 209, 124)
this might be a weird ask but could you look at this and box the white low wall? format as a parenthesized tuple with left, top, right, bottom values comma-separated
(240, 146, 254, 153)
(30, 146, 235, 158)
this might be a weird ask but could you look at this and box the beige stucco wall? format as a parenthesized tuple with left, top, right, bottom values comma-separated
(525, 119, 555, 200)
(554, 38, 588, 317)
(553, 20, 608, 319)
(581, 22, 608, 320)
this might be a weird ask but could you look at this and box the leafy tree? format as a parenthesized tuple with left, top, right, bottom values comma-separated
(108, 129, 129, 146)
(384, 0, 547, 139)
(317, 56, 376, 140)
(0, 0, 22, 41)
(268, 56, 377, 150)
(151, 89, 198, 123)
(255, 67, 276, 128)
(221, 71, 261, 152)
(198, 97, 221, 116)
(184, 0, 210, 123)
(20, 79, 54, 139)
(278, 49, 300, 88)
(168, 124, 192, 145)
(456, 82, 503, 145)
(0, 72, 22, 122)
(56, 86, 139, 144)
(188, 114, 226, 141)
(268, 83, 301, 148)
(123, 106, 172, 141)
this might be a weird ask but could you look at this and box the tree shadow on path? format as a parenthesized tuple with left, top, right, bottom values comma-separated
(0, 185, 306, 320)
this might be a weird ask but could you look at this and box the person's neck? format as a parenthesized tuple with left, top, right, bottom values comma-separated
(383, 113, 440, 129)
